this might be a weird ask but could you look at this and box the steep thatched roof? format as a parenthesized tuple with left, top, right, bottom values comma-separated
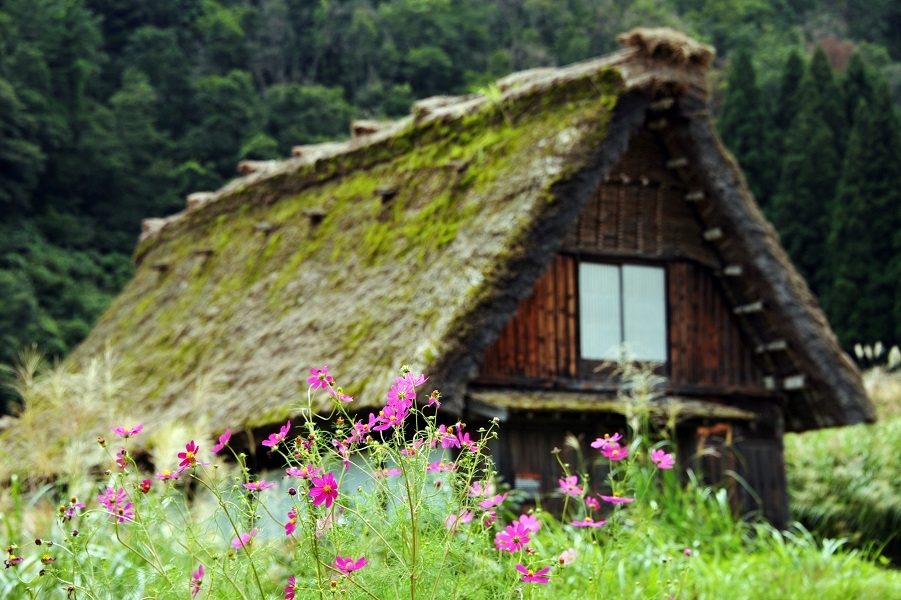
(0, 29, 873, 476)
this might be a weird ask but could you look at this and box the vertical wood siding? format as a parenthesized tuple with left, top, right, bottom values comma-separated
(477, 256, 764, 391)
(479, 254, 579, 381)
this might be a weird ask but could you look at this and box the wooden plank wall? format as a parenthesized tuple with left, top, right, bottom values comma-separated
(667, 261, 763, 388)
(479, 254, 578, 381)
(477, 256, 764, 389)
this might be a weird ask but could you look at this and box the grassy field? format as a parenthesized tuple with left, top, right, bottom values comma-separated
(0, 362, 899, 599)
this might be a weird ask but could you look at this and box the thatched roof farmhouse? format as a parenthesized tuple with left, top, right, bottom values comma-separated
(3, 28, 873, 526)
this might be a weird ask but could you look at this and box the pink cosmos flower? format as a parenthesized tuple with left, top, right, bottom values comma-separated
(400, 439, 424, 457)
(375, 468, 402, 478)
(435, 424, 461, 449)
(111, 424, 143, 438)
(387, 383, 415, 407)
(599, 493, 634, 505)
(307, 366, 334, 389)
(590, 432, 622, 449)
(287, 464, 322, 478)
(243, 480, 276, 491)
(97, 487, 135, 523)
(178, 441, 209, 468)
(400, 371, 427, 388)
(212, 428, 231, 453)
(559, 548, 577, 566)
(190, 564, 204, 597)
(571, 516, 607, 528)
(231, 529, 258, 550)
(262, 420, 292, 449)
(478, 492, 508, 509)
(483, 510, 498, 526)
(601, 442, 629, 461)
(139, 479, 151, 494)
(155, 467, 186, 481)
(494, 521, 530, 552)
(457, 430, 478, 452)
(651, 448, 676, 469)
(310, 472, 339, 508)
(516, 564, 551, 583)
(328, 387, 353, 402)
(115, 447, 128, 470)
(334, 555, 368, 574)
(469, 481, 495, 497)
(518, 514, 542, 534)
(285, 507, 298, 536)
(374, 403, 409, 431)
(426, 460, 457, 472)
(585, 496, 600, 510)
(445, 509, 474, 532)
(285, 575, 297, 600)
(559, 475, 583, 496)
(62, 498, 85, 521)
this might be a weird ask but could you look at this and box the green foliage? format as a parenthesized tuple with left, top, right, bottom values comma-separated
(823, 77, 901, 348)
(717, 46, 776, 205)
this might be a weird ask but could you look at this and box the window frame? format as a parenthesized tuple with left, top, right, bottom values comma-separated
(576, 259, 670, 376)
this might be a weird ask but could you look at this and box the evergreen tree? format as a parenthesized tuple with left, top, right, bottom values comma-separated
(717, 46, 775, 206)
(773, 50, 804, 133)
(842, 53, 874, 124)
(823, 78, 901, 347)
(769, 69, 842, 296)
(809, 47, 847, 158)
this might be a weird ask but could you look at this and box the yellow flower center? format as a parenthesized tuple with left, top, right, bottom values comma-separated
(163, 470, 171, 476)
(185, 451, 195, 461)
(322, 484, 332, 493)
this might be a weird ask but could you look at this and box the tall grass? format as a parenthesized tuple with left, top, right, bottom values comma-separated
(786, 366, 901, 561)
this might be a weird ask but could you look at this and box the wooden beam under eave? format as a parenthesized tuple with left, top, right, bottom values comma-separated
(755, 340, 788, 353)
(684, 190, 705, 202)
(666, 157, 689, 169)
(703, 227, 723, 241)
(733, 301, 764, 315)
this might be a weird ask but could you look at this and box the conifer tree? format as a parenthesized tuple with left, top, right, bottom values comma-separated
(809, 47, 847, 157)
(774, 50, 804, 133)
(769, 68, 842, 296)
(717, 46, 774, 206)
(842, 52, 873, 124)
(823, 78, 901, 348)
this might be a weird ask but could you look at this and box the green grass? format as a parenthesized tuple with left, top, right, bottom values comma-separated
(786, 367, 901, 562)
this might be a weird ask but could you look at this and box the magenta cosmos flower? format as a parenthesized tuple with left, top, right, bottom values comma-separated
(244, 480, 276, 491)
(651, 448, 676, 469)
(478, 492, 508, 509)
(190, 564, 204, 597)
(285, 507, 298, 536)
(590, 432, 622, 449)
(262, 420, 292, 449)
(287, 464, 322, 478)
(111, 424, 143, 438)
(445, 509, 474, 532)
(571, 516, 607, 528)
(310, 472, 339, 508)
(516, 564, 551, 583)
(495, 521, 530, 552)
(212, 428, 231, 453)
(178, 441, 203, 468)
(231, 529, 258, 549)
(517, 514, 541, 534)
(307, 366, 334, 389)
(334, 555, 368, 574)
(156, 466, 187, 481)
(558, 475, 583, 496)
(285, 575, 297, 600)
(97, 487, 135, 523)
(601, 442, 629, 461)
(599, 492, 634, 504)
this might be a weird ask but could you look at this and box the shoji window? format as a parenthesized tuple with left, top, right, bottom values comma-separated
(578, 263, 667, 362)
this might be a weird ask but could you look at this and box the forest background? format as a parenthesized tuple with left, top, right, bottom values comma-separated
(2, 0, 901, 413)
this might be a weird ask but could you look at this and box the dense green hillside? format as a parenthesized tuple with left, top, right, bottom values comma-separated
(2, 0, 901, 412)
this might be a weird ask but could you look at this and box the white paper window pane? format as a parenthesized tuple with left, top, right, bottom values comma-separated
(622, 265, 667, 362)
(579, 263, 621, 360)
